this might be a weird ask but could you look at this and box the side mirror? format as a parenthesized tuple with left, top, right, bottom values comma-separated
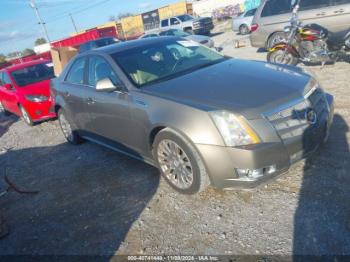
(96, 78, 123, 93)
(4, 83, 13, 90)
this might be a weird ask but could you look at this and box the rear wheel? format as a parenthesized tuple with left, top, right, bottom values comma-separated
(58, 109, 83, 145)
(153, 128, 210, 194)
(19, 105, 34, 126)
(239, 24, 250, 35)
(267, 49, 298, 66)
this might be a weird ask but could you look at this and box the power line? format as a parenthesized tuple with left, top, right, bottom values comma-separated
(29, 0, 51, 43)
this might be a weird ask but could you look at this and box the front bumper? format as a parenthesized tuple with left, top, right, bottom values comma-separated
(24, 99, 57, 122)
(196, 94, 334, 189)
(194, 24, 214, 35)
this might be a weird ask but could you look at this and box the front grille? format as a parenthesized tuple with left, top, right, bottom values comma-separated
(266, 88, 329, 141)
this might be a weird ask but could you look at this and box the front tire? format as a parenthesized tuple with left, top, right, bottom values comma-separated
(185, 28, 194, 35)
(58, 109, 83, 145)
(153, 128, 210, 194)
(267, 32, 287, 49)
(19, 105, 34, 126)
(0, 100, 11, 116)
(267, 49, 298, 66)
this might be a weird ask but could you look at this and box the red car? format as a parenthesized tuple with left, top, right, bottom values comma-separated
(0, 60, 56, 125)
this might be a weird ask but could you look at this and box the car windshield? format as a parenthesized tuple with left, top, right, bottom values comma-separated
(161, 30, 190, 37)
(177, 14, 194, 22)
(112, 39, 225, 87)
(95, 38, 117, 47)
(11, 63, 54, 87)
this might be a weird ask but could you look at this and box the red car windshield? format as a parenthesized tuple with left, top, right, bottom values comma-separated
(10, 63, 54, 87)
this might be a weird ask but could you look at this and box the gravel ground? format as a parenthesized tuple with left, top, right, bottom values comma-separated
(0, 22, 349, 257)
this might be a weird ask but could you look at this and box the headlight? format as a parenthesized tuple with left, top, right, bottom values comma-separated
(25, 95, 49, 102)
(210, 111, 261, 147)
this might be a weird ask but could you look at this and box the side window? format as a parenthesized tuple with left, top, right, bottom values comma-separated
(299, 0, 331, 10)
(245, 9, 256, 17)
(332, 0, 350, 5)
(3, 72, 12, 85)
(261, 0, 292, 17)
(88, 56, 121, 87)
(65, 57, 86, 85)
(0, 72, 3, 86)
(170, 18, 180, 25)
(161, 19, 169, 27)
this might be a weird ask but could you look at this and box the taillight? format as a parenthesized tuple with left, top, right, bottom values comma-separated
(251, 23, 259, 32)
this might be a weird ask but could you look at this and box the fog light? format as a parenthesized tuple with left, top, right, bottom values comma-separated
(235, 165, 276, 181)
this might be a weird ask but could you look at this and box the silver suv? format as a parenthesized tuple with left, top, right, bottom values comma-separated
(160, 14, 214, 35)
(250, 0, 350, 49)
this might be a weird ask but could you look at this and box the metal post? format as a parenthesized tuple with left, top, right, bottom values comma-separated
(69, 13, 79, 34)
(29, 0, 51, 43)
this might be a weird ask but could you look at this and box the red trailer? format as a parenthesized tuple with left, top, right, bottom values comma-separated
(51, 27, 117, 48)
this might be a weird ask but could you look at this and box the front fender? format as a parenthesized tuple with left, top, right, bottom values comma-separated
(269, 43, 300, 57)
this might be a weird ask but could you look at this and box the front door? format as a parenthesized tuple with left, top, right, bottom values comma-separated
(0, 72, 18, 114)
(84, 55, 135, 151)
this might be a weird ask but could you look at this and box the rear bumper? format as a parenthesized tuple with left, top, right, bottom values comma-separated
(196, 95, 334, 189)
(250, 31, 267, 48)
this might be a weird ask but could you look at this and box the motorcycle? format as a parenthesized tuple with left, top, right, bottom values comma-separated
(267, 0, 350, 66)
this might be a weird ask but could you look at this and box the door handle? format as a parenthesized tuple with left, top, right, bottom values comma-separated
(316, 12, 326, 16)
(86, 97, 96, 104)
(334, 9, 344, 14)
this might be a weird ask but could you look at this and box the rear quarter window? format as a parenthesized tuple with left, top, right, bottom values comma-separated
(261, 0, 292, 17)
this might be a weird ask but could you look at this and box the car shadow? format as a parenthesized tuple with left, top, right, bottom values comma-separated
(0, 142, 160, 256)
(293, 114, 350, 259)
(210, 32, 224, 37)
(0, 114, 18, 139)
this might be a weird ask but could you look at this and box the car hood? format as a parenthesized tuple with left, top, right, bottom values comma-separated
(18, 79, 51, 97)
(143, 59, 311, 119)
(185, 35, 210, 43)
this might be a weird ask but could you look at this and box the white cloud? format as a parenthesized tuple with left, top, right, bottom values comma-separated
(139, 2, 152, 9)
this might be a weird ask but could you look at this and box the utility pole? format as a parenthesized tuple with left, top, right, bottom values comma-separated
(29, 0, 51, 43)
(69, 13, 78, 34)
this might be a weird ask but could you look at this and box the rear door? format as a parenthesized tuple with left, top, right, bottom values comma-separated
(60, 56, 91, 130)
(161, 19, 170, 30)
(298, 0, 334, 30)
(330, 0, 350, 33)
(256, 0, 293, 37)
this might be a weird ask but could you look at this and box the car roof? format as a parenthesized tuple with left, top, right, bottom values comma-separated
(86, 36, 182, 55)
(2, 59, 51, 72)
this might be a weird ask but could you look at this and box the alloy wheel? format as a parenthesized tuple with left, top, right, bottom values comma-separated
(157, 139, 194, 190)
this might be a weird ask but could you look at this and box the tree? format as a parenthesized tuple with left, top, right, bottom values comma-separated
(22, 48, 35, 56)
(7, 52, 21, 59)
(108, 15, 117, 22)
(35, 37, 47, 46)
(117, 12, 134, 21)
(0, 54, 6, 63)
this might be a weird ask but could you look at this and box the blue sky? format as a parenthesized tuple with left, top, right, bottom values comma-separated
(0, 0, 175, 55)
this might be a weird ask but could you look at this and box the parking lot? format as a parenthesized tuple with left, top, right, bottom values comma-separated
(1, 22, 350, 256)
